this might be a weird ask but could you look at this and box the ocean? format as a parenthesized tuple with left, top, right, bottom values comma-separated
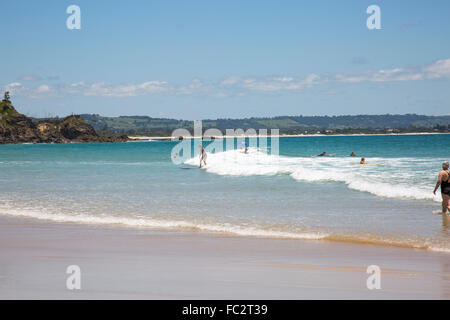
(1, 134, 449, 252)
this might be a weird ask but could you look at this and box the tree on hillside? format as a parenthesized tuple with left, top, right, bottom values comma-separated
(3, 91, 10, 101)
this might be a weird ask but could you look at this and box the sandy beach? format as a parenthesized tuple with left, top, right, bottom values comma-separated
(1, 215, 449, 300)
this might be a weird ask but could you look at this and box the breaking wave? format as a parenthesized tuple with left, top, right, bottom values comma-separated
(185, 149, 440, 202)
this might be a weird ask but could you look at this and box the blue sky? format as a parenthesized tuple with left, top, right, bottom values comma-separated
(1, 0, 450, 119)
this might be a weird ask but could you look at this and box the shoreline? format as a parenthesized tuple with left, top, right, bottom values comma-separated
(0, 132, 447, 146)
(129, 132, 450, 140)
(1, 209, 449, 254)
(1, 215, 449, 299)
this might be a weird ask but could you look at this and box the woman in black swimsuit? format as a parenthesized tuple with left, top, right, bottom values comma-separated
(434, 161, 450, 214)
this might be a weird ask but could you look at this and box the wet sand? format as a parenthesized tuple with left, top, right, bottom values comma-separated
(0, 215, 449, 299)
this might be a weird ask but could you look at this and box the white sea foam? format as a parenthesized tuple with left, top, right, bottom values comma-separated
(427, 246, 450, 253)
(185, 149, 440, 202)
(2, 207, 449, 253)
(0, 207, 326, 240)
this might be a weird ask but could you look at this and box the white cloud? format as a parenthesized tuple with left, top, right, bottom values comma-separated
(7, 82, 22, 88)
(335, 59, 450, 83)
(63, 81, 172, 97)
(3, 82, 58, 98)
(219, 74, 320, 92)
(37, 85, 51, 93)
(422, 59, 450, 79)
(220, 76, 241, 86)
(4, 82, 25, 95)
(177, 79, 215, 95)
(3, 58, 450, 99)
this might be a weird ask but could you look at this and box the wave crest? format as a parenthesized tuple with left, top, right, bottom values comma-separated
(185, 149, 440, 202)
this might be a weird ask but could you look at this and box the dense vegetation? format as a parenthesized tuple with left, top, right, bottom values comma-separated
(73, 114, 450, 136)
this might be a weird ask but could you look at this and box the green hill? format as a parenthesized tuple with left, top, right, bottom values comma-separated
(76, 113, 450, 136)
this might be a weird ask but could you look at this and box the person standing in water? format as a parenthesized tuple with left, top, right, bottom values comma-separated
(199, 145, 207, 168)
(433, 161, 450, 214)
(241, 141, 249, 153)
(360, 157, 366, 164)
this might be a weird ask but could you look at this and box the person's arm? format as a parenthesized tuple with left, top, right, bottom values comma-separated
(434, 172, 443, 195)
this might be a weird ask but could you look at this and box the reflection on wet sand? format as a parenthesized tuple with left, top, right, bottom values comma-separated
(440, 259, 450, 299)
(441, 213, 450, 230)
(438, 213, 450, 299)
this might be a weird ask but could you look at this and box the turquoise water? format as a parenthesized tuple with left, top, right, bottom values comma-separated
(0, 134, 449, 252)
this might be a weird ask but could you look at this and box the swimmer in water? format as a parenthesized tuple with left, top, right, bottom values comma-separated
(317, 152, 327, 157)
(433, 161, 450, 214)
(199, 145, 207, 168)
(349, 152, 356, 157)
(357, 158, 385, 166)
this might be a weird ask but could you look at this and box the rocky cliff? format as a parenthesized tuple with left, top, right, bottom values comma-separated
(0, 100, 129, 144)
